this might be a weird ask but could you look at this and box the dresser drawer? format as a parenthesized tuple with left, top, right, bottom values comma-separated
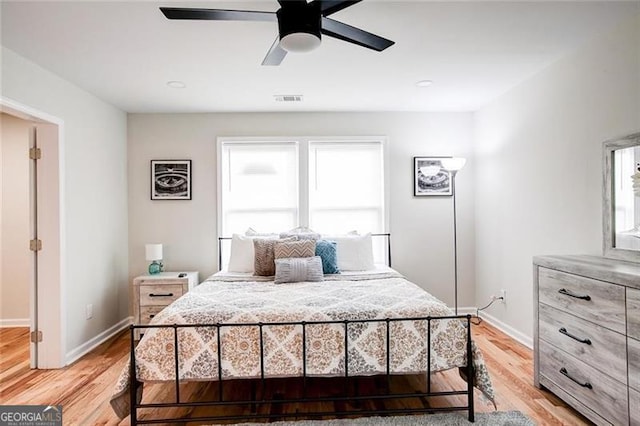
(629, 337, 640, 392)
(539, 340, 628, 426)
(628, 288, 640, 340)
(139, 284, 183, 306)
(631, 387, 640, 426)
(538, 267, 626, 333)
(538, 303, 627, 384)
(139, 306, 164, 325)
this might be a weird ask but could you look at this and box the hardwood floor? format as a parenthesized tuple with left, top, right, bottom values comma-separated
(0, 322, 590, 425)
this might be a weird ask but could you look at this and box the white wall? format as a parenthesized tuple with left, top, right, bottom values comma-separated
(1, 47, 129, 356)
(0, 113, 30, 324)
(474, 14, 640, 340)
(128, 112, 476, 308)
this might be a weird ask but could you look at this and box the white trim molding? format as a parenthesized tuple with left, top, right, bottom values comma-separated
(65, 316, 132, 365)
(0, 318, 30, 328)
(479, 311, 533, 349)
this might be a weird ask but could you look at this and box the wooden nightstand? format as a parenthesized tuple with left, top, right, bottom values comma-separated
(132, 271, 199, 340)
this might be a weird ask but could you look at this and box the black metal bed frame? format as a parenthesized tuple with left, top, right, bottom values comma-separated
(128, 233, 476, 424)
(129, 315, 475, 425)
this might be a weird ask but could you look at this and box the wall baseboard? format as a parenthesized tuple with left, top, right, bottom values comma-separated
(0, 318, 30, 328)
(65, 316, 132, 365)
(478, 311, 533, 349)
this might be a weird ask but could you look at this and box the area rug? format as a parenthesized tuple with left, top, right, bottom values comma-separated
(229, 411, 535, 425)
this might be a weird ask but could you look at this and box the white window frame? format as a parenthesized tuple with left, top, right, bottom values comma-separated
(216, 136, 389, 237)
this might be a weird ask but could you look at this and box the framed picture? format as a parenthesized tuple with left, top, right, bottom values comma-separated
(151, 160, 192, 200)
(414, 156, 452, 196)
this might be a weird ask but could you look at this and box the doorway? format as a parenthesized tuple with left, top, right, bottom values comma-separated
(0, 97, 64, 369)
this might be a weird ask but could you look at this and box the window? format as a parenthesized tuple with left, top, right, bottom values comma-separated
(218, 137, 387, 236)
(308, 141, 385, 234)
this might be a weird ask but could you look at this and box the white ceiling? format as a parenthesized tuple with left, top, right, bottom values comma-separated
(1, 1, 638, 113)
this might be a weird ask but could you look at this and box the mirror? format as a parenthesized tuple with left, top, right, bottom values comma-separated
(603, 132, 640, 262)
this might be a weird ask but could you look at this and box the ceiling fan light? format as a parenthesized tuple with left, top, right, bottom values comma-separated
(280, 32, 321, 53)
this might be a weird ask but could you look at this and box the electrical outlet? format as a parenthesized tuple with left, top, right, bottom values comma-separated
(86, 304, 93, 320)
(499, 289, 506, 302)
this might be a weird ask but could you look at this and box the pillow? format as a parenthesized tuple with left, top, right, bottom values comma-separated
(315, 240, 340, 274)
(274, 256, 324, 284)
(254, 237, 296, 276)
(245, 227, 279, 238)
(227, 234, 255, 273)
(323, 233, 374, 271)
(279, 226, 321, 240)
(274, 239, 316, 259)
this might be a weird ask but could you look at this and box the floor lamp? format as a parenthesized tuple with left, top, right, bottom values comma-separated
(441, 157, 466, 315)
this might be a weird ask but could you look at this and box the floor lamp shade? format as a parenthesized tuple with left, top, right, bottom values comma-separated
(441, 157, 467, 173)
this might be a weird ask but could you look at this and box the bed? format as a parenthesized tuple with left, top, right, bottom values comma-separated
(110, 234, 495, 424)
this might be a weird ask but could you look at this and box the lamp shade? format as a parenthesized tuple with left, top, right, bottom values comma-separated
(145, 244, 163, 261)
(441, 157, 467, 172)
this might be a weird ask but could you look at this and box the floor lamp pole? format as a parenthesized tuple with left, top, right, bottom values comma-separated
(451, 171, 459, 315)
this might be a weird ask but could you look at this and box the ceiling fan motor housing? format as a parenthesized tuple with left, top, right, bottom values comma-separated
(277, 2, 322, 52)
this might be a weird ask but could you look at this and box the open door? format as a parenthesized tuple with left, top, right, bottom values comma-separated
(2, 97, 64, 369)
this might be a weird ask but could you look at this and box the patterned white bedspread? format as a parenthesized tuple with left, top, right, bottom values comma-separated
(110, 271, 495, 418)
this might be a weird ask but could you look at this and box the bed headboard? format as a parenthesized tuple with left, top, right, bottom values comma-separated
(217, 233, 392, 271)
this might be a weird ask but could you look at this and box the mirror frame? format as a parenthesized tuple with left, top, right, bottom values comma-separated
(603, 131, 640, 263)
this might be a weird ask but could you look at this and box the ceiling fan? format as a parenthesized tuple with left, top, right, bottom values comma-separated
(160, 0, 395, 66)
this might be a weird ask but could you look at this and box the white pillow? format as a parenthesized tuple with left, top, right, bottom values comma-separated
(323, 233, 374, 271)
(227, 234, 255, 272)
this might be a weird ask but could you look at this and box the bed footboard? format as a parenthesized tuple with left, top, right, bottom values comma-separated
(128, 314, 475, 425)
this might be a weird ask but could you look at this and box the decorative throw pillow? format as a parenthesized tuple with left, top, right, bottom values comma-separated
(227, 234, 255, 273)
(254, 237, 296, 276)
(315, 240, 340, 274)
(274, 256, 324, 284)
(274, 239, 316, 260)
(279, 226, 321, 240)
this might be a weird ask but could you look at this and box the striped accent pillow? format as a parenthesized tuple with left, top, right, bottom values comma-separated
(274, 256, 324, 284)
(274, 239, 316, 260)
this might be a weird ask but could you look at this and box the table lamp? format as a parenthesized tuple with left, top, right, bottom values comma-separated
(145, 244, 163, 275)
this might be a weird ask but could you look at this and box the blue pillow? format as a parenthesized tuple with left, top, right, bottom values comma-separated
(315, 240, 340, 274)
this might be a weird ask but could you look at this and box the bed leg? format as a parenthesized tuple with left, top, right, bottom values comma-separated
(251, 380, 257, 414)
(129, 325, 138, 426)
(466, 315, 475, 423)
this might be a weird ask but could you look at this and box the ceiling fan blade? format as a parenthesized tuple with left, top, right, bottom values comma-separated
(262, 37, 288, 66)
(160, 7, 276, 22)
(321, 17, 394, 51)
(320, 1, 362, 16)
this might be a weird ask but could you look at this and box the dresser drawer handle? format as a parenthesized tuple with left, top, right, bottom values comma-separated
(558, 288, 591, 301)
(558, 327, 592, 345)
(149, 314, 155, 319)
(560, 367, 592, 389)
(149, 293, 174, 297)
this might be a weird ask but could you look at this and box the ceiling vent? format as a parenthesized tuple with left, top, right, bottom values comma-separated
(274, 95, 303, 102)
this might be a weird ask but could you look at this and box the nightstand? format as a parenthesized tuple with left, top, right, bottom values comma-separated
(132, 271, 199, 340)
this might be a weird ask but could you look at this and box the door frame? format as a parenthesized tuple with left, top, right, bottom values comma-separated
(1, 96, 65, 368)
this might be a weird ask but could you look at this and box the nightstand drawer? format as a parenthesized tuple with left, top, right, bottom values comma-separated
(539, 303, 627, 383)
(139, 284, 183, 306)
(539, 340, 628, 426)
(538, 267, 625, 333)
(139, 306, 164, 325)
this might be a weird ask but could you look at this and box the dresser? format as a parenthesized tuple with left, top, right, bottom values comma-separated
(533, 255, 640, 426)
(132, 271, 199, 340)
